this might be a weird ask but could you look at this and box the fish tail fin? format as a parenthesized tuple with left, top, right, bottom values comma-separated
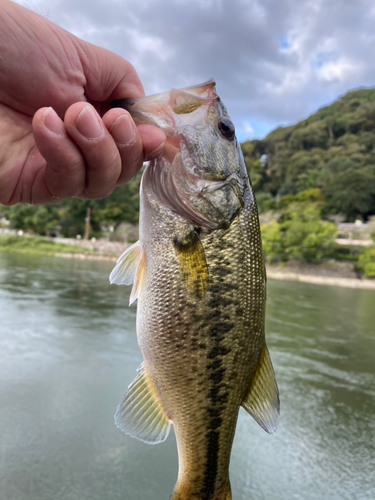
(170, 479, 231, 500)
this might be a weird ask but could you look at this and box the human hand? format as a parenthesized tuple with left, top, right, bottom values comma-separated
(0, 0, 165, 205)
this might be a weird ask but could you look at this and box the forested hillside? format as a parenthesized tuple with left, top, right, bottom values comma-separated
(242, 87, 375, 220)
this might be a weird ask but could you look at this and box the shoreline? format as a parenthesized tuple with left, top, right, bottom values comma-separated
(54, 252, 118, 262)
(266, 269, 375, 289)
(2, 243, 374, 291)
(55, 251, 375, 290)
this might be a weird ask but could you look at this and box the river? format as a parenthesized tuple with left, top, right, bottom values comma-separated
(0, 252, 374, 500)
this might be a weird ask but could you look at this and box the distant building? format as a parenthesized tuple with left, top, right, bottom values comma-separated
(0, 212, 9, 225)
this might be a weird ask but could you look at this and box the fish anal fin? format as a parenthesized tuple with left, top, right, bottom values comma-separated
(114, 363, 171, 445)
(174, 230, 208, 299)
(109, 241, 145, 305)
(241, 344, 280, 434)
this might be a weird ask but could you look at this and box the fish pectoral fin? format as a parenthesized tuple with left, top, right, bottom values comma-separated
(174, 230, 208, 299)
(109, 241, 145, 305)
(241, 344, 280, 434)
(114, 363, 171, 445)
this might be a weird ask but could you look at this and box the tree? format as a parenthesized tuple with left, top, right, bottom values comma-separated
(357, 246, 375, 277)
(261, 199, 337, 263)
(321, 157, 375, 219)
(2, 204, 58, 235)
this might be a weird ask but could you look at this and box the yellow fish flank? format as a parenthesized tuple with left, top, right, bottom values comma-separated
(110, 80, 279, 500)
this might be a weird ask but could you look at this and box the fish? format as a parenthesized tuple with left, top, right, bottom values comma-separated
(110, 80, 279, 500)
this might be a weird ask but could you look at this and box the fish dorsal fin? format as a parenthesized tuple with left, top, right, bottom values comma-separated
(241, 344, 280, 434)
(174, 230, 208, 299)
(109, 241, 145, 305)
(115, 363, 171, 444)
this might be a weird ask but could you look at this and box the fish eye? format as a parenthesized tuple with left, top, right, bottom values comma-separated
(218, 118, 235, 141)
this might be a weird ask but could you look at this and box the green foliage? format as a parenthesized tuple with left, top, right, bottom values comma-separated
(261, 219, 283, 260)
(57, 199, 92, 238)
(357, 246, 375, 277)
(289, 121, 329, 150)
(279, 188, 323, 208)
(320, 157, 375, 218)
(0, 171, 142, 237)
(261, 199, 337, 263)
(330, 244, 361, 262)
(254, 192, 277, 214)
(1, 204, 58, 235)
(0, 235, 93, 255)
(241, 87, 375, 220)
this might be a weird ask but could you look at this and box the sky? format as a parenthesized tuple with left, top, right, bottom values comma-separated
(19, 0, 375, 141)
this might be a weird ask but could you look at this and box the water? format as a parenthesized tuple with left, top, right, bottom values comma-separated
(0, 252, 374, 500)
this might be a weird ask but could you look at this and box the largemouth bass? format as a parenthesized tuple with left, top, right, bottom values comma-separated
(110, 80, 279, 500)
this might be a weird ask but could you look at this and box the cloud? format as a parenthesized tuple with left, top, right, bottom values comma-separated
(316, 57, 364, 84)
(240, 121, 255, 141)
(17, 0, 375, 138)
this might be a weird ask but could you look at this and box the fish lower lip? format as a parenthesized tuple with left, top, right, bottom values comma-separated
(201, 174, 243, 200)
(195, 173, 245, 209)
(200, 180, 228, 192)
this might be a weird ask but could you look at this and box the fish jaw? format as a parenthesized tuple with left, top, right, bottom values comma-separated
(140, 149, 244, 231)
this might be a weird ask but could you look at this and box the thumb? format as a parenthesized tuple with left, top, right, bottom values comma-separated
(76, 41, 145, 104)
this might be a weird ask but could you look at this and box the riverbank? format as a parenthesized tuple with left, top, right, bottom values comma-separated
(1, 234, 375, 290)
(267, 261, 375, 289)
(55, 238, 375, 289)
(0, 234, 96, 256)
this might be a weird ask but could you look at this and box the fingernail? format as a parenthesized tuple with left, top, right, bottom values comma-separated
(110, 114, 136, 146)
(75, 106, 103, 139)
(42, 107, 65, 135)
(147, 141, 166, 158)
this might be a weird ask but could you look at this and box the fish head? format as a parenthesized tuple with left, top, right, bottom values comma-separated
(118, 80, 250, 230)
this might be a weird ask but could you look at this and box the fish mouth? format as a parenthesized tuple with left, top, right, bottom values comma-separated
(188, 172, 245, 228)
(178, 141, 243, 198)
(144, 145, 244, 231)
(180, 141, 244, 211)
(160, 142, 245, 230)
(190, 179, 244, 230)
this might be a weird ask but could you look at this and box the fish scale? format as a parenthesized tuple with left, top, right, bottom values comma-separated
(110, 80, 279, 500)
